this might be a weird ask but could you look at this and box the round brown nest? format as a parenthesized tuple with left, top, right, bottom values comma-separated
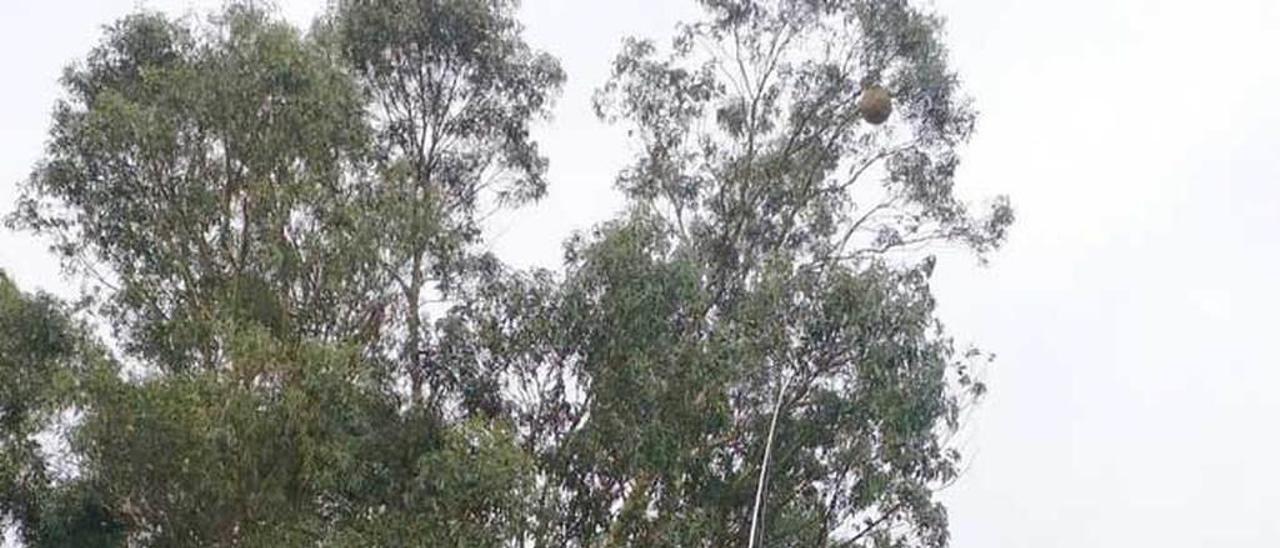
(858, 85, 893, 125)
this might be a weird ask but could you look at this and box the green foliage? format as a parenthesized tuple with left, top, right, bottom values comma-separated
(325, 0, 565, 401)
(3, 1, 557, 545)
(1, 286, 535, 546)
(9, 5, 384, 372)
(445, 0, 1010, 545)
(1, 271, 122, 546)
(3, 1, 1008, 546)
(61, 334, 531, 546)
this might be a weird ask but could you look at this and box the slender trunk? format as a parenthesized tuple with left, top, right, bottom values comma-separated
(749, 375, 790, 548)
(406, 272, 423, 405)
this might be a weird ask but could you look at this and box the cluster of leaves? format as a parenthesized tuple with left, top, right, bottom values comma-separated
(1, 275, 534, 546)
(2, 0, 1010, 546)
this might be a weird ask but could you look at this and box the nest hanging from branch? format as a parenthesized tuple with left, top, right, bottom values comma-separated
(858, 85, 893, 125)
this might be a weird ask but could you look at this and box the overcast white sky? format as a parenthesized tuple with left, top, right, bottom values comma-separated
(4, 1, 1280, 546)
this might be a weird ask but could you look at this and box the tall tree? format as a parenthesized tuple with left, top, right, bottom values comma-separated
(327, 0, 565, 407)
(9, 5, 386, 373)
(4, 1, 561, 545)
(443, 0, 1012, 545)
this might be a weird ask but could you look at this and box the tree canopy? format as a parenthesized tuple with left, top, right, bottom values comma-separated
(2, 0, 1010, 546)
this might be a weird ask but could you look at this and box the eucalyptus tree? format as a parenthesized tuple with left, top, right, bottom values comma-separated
(9, 4, 384, 372)
(5, 1, 560, 545)
(327, 0, 565, 407)
(444, 0, 1012, 545)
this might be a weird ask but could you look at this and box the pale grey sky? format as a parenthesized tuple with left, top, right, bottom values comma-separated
(3, 1, 1279, 546)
